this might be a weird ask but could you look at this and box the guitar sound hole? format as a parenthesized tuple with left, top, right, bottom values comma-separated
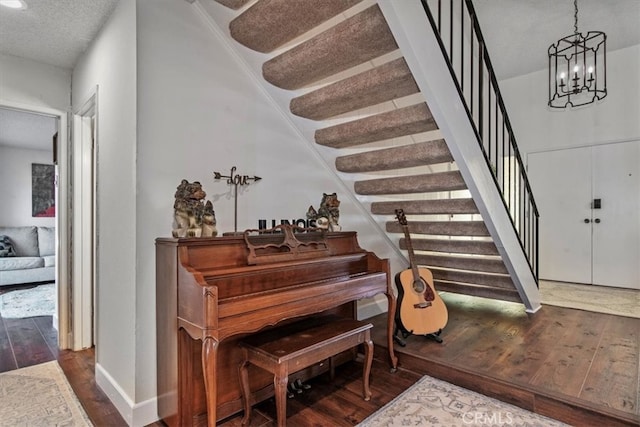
(412, 279, 425, 293)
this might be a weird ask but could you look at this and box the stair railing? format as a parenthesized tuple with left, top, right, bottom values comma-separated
(420, 0, 539, 281)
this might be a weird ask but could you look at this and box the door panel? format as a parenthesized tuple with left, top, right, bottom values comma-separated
(591, 141, 640, 289)
(528, 147, 592, 284)
(528, 141, 640, 289)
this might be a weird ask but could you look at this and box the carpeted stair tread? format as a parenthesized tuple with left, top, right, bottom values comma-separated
(215, 0, 526, 307)
(400, 238, 499, 256)
(230, 0, 363, 53)
(436, 281, 521, 303)
(213, 0, 252, 10)
(386, 220, 490, 237)
(414, 254, 508, 274)
(262, 5, 398, 89)
(290, 58, 419, 120)
(355, 171, 466, 195)
(316, 103, 437, 148)
(336, 140, 452, 173)
(371, 198, 479, 215)
(431, 268, 515, 289)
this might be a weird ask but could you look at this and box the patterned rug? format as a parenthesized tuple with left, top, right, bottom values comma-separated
(0, 283, 55, 318)
(540, 280, 640, 318)
(0, 361, 92, 426)
(358, 375, 567, 426)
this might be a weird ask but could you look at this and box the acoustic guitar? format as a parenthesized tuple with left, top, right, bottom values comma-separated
(394, 209, 448, 336)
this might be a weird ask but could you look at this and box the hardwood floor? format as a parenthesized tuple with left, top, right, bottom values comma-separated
(1, 292, 639, 426)
(370, 292, 640, 426)
(0, 314, 57, 372)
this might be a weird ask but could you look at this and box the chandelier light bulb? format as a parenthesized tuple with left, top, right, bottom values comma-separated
(0, 0, 27, 9)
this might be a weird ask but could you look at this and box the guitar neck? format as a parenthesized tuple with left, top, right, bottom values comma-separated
(402, 224, 421, 282)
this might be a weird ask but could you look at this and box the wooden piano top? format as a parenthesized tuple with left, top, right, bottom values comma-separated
(156, 229, 391, 340)
(156, 230, 367, 269)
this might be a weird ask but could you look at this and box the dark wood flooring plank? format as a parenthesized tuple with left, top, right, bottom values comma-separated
(58, 348, 128, 427)
(33, 315, 59, 357)
(243, 358, 420, 427)
(491, 305, 587, 384)
(579, 315, 640, 413)
(529, 309, 609, 397)
(426, 295, 533, 375)
(0, 316, 18, 372)
(4, 317, 56, 368)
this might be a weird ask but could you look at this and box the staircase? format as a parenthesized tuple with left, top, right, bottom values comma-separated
(207, 0, 538, 309)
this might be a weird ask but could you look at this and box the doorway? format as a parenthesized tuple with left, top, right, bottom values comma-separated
(528, 140, 640, 289)
(72, 92, 98, 350)
(0, 102, 71, 350)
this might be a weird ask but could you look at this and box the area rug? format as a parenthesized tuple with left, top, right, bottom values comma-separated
(358, 375, 567, 426)
(540, 280, 640, 319)
(0, 361, 92, 426)
(0, 283, 55, 318)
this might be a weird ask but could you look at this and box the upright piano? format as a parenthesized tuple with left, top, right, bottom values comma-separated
(156, 226, 397, 426)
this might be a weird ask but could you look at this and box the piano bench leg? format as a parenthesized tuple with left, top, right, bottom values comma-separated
(274, 371, 289, 427)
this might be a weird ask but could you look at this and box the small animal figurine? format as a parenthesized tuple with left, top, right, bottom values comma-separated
(201, 200, 218, 237)
(308, 193, 341, 232)
(172, 179, 210, 238)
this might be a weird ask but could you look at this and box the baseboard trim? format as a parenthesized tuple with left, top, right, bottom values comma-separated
(95, 362, 159, 426)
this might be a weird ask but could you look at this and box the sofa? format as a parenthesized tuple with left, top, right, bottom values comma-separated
(0, 226, 55, 287)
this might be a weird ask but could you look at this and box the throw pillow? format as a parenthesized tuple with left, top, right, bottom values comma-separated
(0, 235, 17, 257)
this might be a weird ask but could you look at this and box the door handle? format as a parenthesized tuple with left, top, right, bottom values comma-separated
(584, 219, 590, 223)
(594, 218, 601, 223)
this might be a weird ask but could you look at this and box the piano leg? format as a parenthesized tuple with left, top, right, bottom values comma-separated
(238, 356, 251, 426)
(362, 336, 373, 401)
(202, 336, 219, 426)
(385, 291, 399, 372)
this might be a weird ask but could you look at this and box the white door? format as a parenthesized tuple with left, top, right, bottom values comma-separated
(591, 142, 640, 288)
(528, 147, 592, 284)
(528, 141, 640, 289)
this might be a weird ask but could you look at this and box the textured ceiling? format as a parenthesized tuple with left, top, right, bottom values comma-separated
(0, 0, 118, 151)
(0, 0, 119, 70)
(472, 0, 640, 80)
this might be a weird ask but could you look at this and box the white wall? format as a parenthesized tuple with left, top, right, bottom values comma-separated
(0, 146, 55, 227)
(500, 44, 640, 155)
(134, 0, 400, 424)
(70, 0, 401, 424)
(0, 53, 69, 230)
(71, 0, 138, 420)
(0, 53, 70, 111)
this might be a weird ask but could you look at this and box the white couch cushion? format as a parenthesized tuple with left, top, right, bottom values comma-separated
(0, 257, 44, 271)
(42, 255, 55, 268)
(37, 227, 56, 256)
(0, 227, 39, 257)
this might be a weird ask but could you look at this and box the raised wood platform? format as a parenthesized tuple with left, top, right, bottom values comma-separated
(369, 292, 640, 427)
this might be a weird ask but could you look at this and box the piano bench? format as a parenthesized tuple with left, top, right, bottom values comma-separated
(238, 317, 374, 427)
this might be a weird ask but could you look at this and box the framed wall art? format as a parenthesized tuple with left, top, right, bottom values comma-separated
(32, 163, 55, 217)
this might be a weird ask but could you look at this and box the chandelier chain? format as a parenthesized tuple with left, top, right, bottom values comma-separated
(574, 0, 578, 34)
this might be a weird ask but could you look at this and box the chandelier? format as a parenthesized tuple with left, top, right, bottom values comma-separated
(548, 0, 607, 108)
